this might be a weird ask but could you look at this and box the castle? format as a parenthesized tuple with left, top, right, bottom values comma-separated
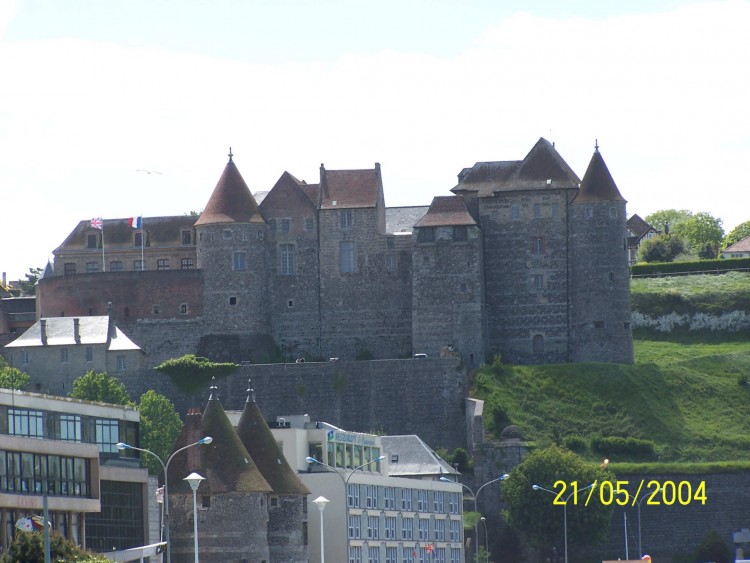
(39, 138, 633, 367)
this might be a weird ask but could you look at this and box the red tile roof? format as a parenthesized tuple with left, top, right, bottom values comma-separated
(320, 164, 382, 209)
(195, 157, 264, 226)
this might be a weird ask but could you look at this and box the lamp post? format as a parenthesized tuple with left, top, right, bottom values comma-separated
(116, 436, 213, 563)
(184, 472, 205, 563)
(313, 496, 330, 563)
(480, 516, 488, 563)
(637, 484, 659, 558)
(441, 474, 510, 563)
(532, 482, 596, 563)
(306, 455, 386, 561)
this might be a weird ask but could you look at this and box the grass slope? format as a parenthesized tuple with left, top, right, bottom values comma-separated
(474, 273, 750, 463)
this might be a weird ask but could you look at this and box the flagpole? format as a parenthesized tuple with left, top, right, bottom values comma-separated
(101, 220, 106, 272)
(141, 216, 144, 270)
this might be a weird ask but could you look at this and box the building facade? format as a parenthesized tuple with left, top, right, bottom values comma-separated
(0, 388, 151, 554)
(39, 138, 634, 367)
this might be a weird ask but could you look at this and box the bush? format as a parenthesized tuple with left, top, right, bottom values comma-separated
(694, 529, 730, 563)
(563, 435, 588, 454)
(0, 530, 109, 562)
(590, 435, 656, 461)
(155, 354, 236, 395)
(631, 256, 750, 277)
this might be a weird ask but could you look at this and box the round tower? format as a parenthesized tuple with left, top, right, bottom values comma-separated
(195, 150, 270, 336)
(568, 142, 634, 363)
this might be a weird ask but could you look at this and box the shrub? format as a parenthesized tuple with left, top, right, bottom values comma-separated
(590, 435, 656, 461)
(563, 435, 588, 454)
(694, 529, 730, 563)
(155, 354, 237, 395)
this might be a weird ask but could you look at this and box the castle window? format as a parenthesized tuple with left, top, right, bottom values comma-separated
(609, 272, 615, 283)
(134, 232, 143, 247)
(87, 234, 98, 249)
(86, 262, 99, 273)
(279, 244, 295, 275)
(60, 348, 68, 363)
(269, 219, 277, 232)
(86, 347, 93, 363)
(229, 296, 237, 305)
(179, 303, 188, 315)
(182, 230, 192, 245)
(417, 227, 435, 243)
(287, 300, 294, 308)
(552, 203, 559, 219)
(281, 219, 290, 232)
(270, 496, 278, 508)
(157, 259, 170, 270)
(586, 207, 594, 218)
(181, 258, 194, 270)
(511, 203, 520, 221)
(531, 237, 545, 255)
(341, 209, 353, 229)
(305, 217, 314, 231)
(534, 203, 541, 218)
(533, 334, 544, 355)
(233, 251, 246, 271)
(134, 260, 145, 271)
(109, 260, 123, 272)
(624, 322, 631, 329)
(387, 235, 395, 249)
(453, 226, 467, 241)
(152, 305, 160, 315)
(124, 307, 130, 317)
(222, 229, 233, 240)
(116, 355, 126, 370)
(64, 263, 76, 275)
(609, 207, 618, 218)
(385, 254, 396, 272)
(532, 274, 543, 290)
(21, 350, 29, 365)
(201, 495, 211, 509)
(340, 241, 356, 273)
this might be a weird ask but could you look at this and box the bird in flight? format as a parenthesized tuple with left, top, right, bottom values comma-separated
(136, 169, 162, 175)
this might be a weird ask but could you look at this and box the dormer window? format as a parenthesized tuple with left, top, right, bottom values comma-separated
(417, 228, 435, 243)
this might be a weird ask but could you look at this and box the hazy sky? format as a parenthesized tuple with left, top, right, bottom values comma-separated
(1, 0, 748, 280)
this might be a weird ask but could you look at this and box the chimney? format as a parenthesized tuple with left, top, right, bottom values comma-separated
(40, 319, 47, 345)
(73, 318, 81, 344)
(2, 272, 6, 286)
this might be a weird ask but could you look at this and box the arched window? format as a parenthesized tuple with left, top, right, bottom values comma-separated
(533, 334, 544, 355)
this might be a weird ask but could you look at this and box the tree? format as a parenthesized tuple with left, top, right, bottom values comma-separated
(155, 354, 237, 396)
(723, 220, 750, 249)
(0, 530, 110, 562)
(69, 371, 132, 405)
(18, 266, 44, 296)
(138, 390, 183, 475)
(637, 234, 685, 263)
(503, 446, 614, 556)
(0, 366, 31, 390)
(671, 212, 724, 257)
(644, 209, 693, 233)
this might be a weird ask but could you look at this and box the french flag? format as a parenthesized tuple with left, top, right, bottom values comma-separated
(128, 216, 142, 229)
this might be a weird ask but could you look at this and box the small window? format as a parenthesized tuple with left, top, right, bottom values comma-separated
(157, 259, 170, 271)
(181, 258, 194, 270)
(305, 217, 314, 231)
(134, 260, 145, 271)
(229, 296, 237, 306)
(609, 272, 615, 283)
(341, 209, 353, 229)
(116, 355, 126, 370)
(533, 334, 544, 355)
(134, 232, 143, 247)
(110, 260, 123, 272)
(552, 203, 560, 219)
(64, 263, 77, 275)
(269, 219, 277, 232)
(417, 227, 435, 243)
(270, 496, 279, 508)
(21, 350, 29, 365)
(340, 241, 356, 273)
(586, 207, 594, 219)
(233, 251, 246, 271)
(533, 203, 541, 218)
(182, 230, 192, 245)
(223, 229, 233, 240)
(87, 234, 98, 249)
(511, 203, 520, 221)
(531, 237, 545, 255)
(532, 274, 543, 290)
(387, 236, 395, 249)
(86, 262, 99, 273)
(85, 347, 93, 363)
(281, 219, 290, 232)
(385, 254, 396, 272)
(287, 300, 294, 308)
(624, 322, 631, 329)
(179, 303, 188, 315)
(60, 348, 69, 363)
(453, 226, 467, 241)
(152, 305, 161, 315)
(201, 495, 211, 509)
(609, 207, 618, 218)
(279, 244, 295, 275)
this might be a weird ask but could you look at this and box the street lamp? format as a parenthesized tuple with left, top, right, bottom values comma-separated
(532, 482, 596, 563)
(313, 496, 330, 563)
(116, 436, 213, 563)
(306, 455, 386, 561)
(184, 472, 205, 563)
(637, 484, 659, 558)
(480, 516, 488, 563)
(441, 474, 510, 563)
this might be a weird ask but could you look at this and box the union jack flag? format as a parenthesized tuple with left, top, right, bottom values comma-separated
(426, 544, 434, 554)
(90, 217, 103, 230)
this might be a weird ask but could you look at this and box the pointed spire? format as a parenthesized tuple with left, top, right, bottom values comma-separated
(573, 145, 626, 203)
(194, 152, 264, 225)
(228, 146, 233, 161)
(246, 378, 255, 404)
(209, 376, 218, 401)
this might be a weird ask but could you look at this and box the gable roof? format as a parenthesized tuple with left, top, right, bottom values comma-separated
(380, 435, 459, 477)
(4, 316, 141, 351)
(452, 138, 581, 197)
(572, 147, 626, 203)
(724, 236, 750, 254)
(627, 214, 658, 239)
(258, 171, 317, 216)
(320, 164, 382, 209)
(414, 196, 477, 228)
(236, 390, 311, 496)
(195, 156, 264, 226)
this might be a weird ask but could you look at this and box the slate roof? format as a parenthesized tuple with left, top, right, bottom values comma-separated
(414, 196, 477, 228)
(54, 216, 196, 253)
(236, 390, 311, 496)
(168, 395, 273, 495)
(195, 156, 264, 226)
(572, 147, 626, 203)
(380, 435, 459, 477)
(385, 206, 429, 234)
(320, 165, 381, 209)
(452, 138, 581, 197)
(724, 236, 750, 253)
(627, 214, 655, 238)
(4, 316, 141, 351)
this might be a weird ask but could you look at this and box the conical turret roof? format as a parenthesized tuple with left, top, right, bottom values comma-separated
(573, 145, 626, 203)
(236, 385, 311, 496)
(195, 152, 264, 226)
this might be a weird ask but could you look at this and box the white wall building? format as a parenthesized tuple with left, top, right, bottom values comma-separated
(226, 412, 466, 563)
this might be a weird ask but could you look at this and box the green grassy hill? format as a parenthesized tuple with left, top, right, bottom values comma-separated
(473, 272, 750, 464)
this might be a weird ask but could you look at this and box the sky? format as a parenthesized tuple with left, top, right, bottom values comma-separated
(1, 0, 749, 281)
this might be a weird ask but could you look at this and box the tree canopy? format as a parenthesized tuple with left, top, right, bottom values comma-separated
(0, 366, 31, 390)
(18, 266, 44, 296)
(503, 446, 614, 554)
(138, 390, 183, 474)
(644, 209, 693, 233)
(69, 370, 132, 405)
(637, 234, 685, 263)
(671, 212, 724, 257)
(155, 354, 237, 395)
(0, 530, 110, 562)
